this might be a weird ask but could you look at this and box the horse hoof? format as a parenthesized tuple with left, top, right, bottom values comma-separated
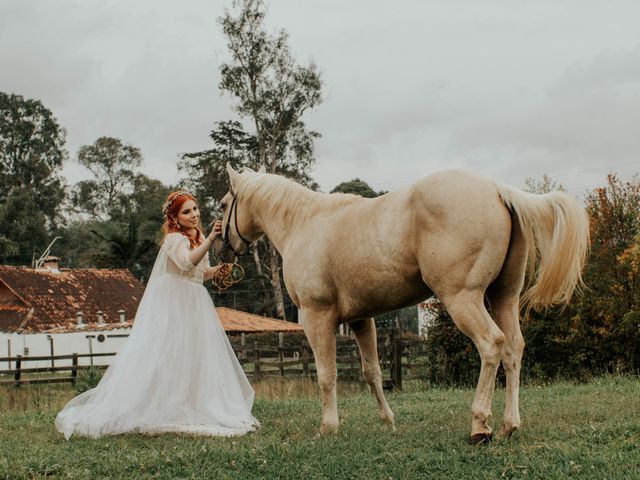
(382, 422, 397, 432)
(469, 432, 493, 445)
(380, 414, 396, 431)
(319, 423, 339, 435)
(499, 426, 519, 439)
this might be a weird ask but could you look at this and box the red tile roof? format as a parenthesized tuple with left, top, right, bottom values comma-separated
(0, 266, 302, 334)
(216, 307, 303, 333)
(0, 266, 144, 333)
(45, 308, 303, 334)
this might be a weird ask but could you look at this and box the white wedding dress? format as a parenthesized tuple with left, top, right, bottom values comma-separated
(56, 233, 259, 439)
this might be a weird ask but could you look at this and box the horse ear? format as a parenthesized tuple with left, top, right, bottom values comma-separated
(258, 164, 266, 174)
(226, 163, 240, 192)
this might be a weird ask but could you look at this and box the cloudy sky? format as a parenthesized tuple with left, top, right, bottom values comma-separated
(2, 0, 639, 197)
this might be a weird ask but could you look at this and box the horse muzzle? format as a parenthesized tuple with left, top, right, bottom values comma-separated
(212, 238, 237, 264)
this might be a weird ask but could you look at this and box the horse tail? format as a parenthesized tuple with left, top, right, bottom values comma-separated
(496, 184, 590, 312)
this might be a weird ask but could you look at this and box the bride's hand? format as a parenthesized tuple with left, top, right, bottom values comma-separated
(208, 220, 223, 241)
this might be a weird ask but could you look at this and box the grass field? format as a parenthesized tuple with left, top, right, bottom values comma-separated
(0, 376, 639, 479)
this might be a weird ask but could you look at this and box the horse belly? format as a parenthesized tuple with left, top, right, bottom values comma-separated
(337, 272, 432, 321)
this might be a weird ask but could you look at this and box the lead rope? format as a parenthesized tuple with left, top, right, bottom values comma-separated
(211, 262, 245, 293)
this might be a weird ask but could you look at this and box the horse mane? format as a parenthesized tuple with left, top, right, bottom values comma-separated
(236, 173, 362, 226)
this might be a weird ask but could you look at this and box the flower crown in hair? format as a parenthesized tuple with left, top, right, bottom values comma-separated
(162, 192, 190, 215)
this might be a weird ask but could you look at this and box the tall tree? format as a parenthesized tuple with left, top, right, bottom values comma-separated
(71, 137, 143, 220)
(179, 121, 275, 314)
(85, 219, 158, 281)
(179, 120, 258, 225)
(218, 0, 323, 318)
(577, 174, 640, 367)
(219, 0, 322, 177)
(0, 92, 68, 263)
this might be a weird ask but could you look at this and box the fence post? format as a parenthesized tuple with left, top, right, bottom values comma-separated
(279, 348, 284, 377)
(384, 334, 392, 370)
(14, 354, 22, 387)
(48, 335, 55, 368)
(71, 353, 78, 386)
(302, 347, 309, 378)
(254, 342, 261, 378)
(88, 337, 94, 367)
(391, 330, 403, 391)
(240, 333, 246, 360)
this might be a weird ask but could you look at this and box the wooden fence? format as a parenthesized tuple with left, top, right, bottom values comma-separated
(0, 353, 115, 386)
(0, 333, 429, 390)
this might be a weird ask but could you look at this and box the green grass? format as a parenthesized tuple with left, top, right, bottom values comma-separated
(1, 376, 639, 479)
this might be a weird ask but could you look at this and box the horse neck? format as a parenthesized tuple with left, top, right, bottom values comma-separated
(246, 180, 319, 254)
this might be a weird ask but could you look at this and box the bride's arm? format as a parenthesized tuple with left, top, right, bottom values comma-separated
(167, 234, 216, 272)
(188, 235, 216, 267)
(167, 222, 222, 272)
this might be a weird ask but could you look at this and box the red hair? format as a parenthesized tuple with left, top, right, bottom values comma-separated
(161, 191, 205, 248)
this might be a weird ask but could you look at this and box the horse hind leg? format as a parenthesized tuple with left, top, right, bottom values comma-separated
(350, 318, 395, 429)
(487, 220, 527, 438)
(442, 290, 505, 444)
(488, 296, 524, 438)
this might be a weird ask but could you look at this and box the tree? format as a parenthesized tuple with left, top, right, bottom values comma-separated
(331, 178, 384, 198)
(112, 174, 171, 227)
(522, 173, 640, 378)
(85, 219, 158, 281)
(0, 235, 18, 259)
(179, 120, 258, 226)
(0, 92, 68, 263)
(180, 122, 276, 314)
(0, 189, 49, 264)
(55, 174, 170, 281)
(219, 0, 322, 176)
(523, 173, 565, 194)
(217, 0, 323, 318)
(573, 173, 640, 371)
(71, 137, 143, 220)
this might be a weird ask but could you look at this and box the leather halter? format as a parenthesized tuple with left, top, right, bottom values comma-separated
(222, 194, 252, 257)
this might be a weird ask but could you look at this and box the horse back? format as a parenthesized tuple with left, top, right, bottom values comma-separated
(285, 170, 512, 321)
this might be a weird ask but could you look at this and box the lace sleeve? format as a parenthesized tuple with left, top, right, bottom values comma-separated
(165, 233, 196, 272)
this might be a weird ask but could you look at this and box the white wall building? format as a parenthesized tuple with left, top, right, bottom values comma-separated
(416, 297, 439, 337)
(1, 327, 132, 368)
(0, 259, 143, 368)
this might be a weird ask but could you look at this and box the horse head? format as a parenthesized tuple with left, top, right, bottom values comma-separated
(213, 163, 267, 262)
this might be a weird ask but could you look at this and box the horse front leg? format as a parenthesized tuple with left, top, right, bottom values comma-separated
(302, 309, 339, 434)
(350, 318, 395, 429)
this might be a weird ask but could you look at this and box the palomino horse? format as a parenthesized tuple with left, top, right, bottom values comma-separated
(215, 164, 589, 443)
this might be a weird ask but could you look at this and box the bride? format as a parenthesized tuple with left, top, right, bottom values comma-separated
(56, 191, 259, 439)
